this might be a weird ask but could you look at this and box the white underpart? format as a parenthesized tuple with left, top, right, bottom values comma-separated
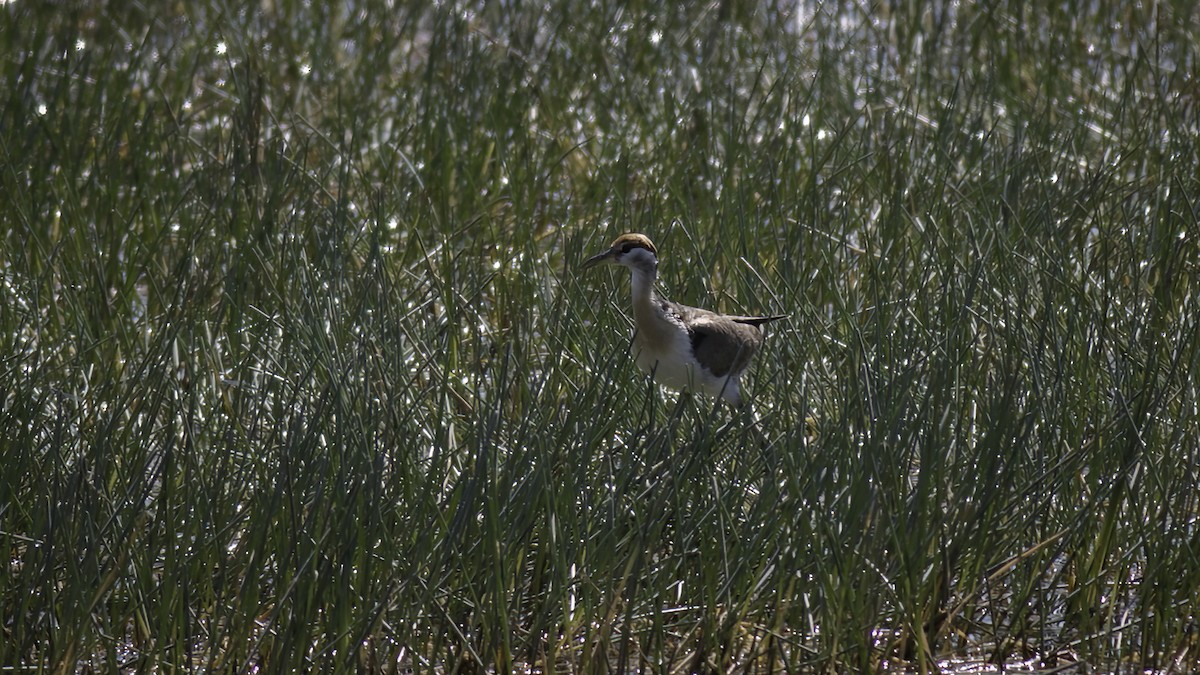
(628, 266, 742, 404)
(633, 329, 741, 404)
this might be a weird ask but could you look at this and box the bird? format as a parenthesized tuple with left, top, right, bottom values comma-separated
(581, 233, 785, 406)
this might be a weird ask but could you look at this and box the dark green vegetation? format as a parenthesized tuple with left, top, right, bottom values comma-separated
(3, 1, 1198, 671)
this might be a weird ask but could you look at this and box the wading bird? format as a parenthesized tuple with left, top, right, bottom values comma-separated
(582, 233, 785, 406)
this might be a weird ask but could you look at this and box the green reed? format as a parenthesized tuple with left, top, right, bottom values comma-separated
(1, 0, 1197, 671)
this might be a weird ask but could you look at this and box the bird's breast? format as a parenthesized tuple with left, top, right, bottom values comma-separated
(632, 327, 736, 400)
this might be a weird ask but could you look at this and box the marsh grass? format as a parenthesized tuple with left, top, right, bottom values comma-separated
(2, 0, 1198, 671)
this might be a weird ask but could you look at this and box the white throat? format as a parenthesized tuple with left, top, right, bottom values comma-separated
(629, 266, 656, 304)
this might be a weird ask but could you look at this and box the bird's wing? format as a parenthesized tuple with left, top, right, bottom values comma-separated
(728, 314, 788, 327)
(678, 307, 765, 378)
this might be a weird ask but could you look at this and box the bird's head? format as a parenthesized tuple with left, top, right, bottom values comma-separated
(581, 233, 658, 273)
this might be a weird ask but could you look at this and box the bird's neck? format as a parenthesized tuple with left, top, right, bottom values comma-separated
(629, 260, 657, 305)
(629, 264, 671, 341)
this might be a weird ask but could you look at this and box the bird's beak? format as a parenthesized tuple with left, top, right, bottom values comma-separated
(581, 248, 617, 270)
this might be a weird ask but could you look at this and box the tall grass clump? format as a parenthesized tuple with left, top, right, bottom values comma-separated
(2, 0, 1197, 671)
